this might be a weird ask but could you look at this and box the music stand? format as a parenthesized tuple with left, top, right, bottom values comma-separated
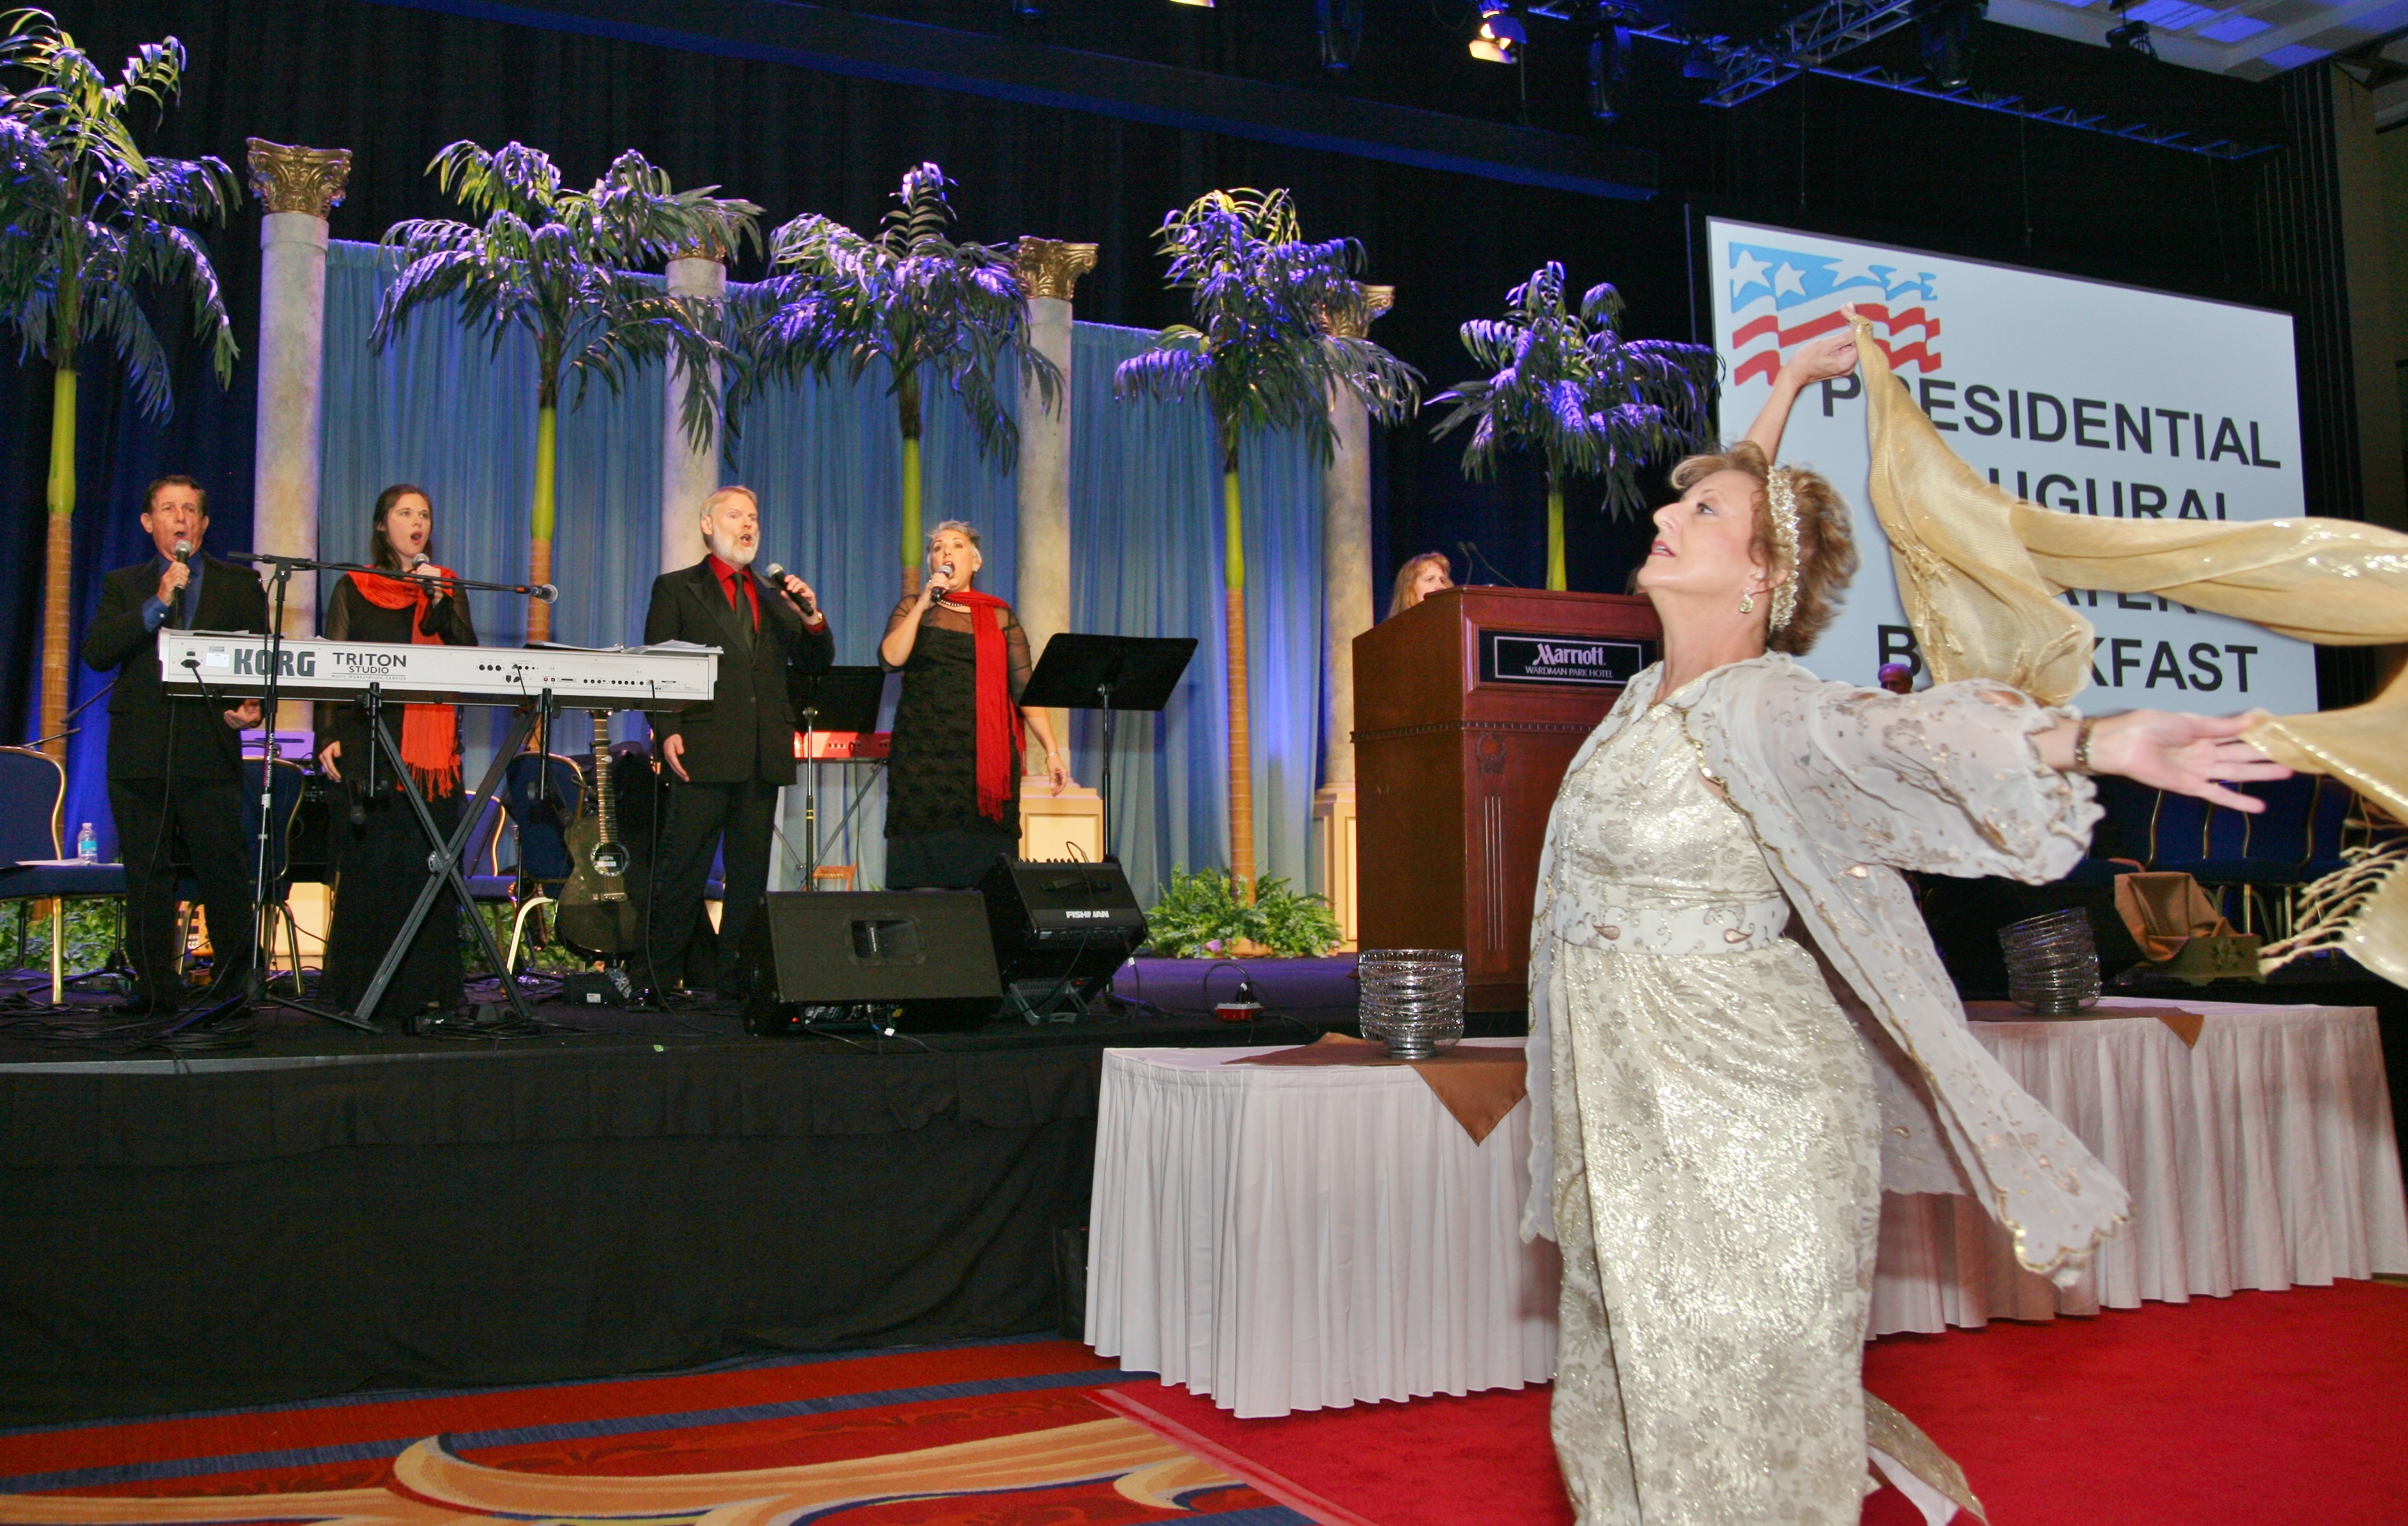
(1019, 635, 1196, 862)
(788, 667, 886, 885)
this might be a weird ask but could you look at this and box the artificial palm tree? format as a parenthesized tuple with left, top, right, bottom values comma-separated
(373, 142, 760, 642)
(738, 162, 1059, 595)
(1115, 187, 1419, 898)
(0, 11, 238, 759)
(1430, 263, 1719, 590)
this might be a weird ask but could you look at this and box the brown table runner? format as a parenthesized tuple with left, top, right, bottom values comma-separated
(1226, 1033, 1529, 1143)
(1963, 1000, 2206, 1049)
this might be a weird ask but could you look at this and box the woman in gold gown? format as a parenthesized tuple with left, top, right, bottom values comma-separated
(1534, 325, 2291, 1524)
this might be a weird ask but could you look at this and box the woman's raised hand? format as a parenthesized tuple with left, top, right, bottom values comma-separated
(1780, 315, 1861, 390)
(2053, 709, 2292, 812)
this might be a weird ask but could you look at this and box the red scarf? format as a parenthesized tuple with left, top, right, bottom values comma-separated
(940, 589, 1019, 822)
(347, 568, 461, 796)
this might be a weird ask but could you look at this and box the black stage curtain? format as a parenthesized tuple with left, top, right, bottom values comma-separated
(0, 1043, 1101, 1423)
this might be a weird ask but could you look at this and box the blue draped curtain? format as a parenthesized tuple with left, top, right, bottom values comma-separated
(316, 241, 1324, 902)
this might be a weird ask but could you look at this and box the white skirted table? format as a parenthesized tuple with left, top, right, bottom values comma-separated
(1085, 1038, 1558, 1418)
(1871, 996, 2408, 1334)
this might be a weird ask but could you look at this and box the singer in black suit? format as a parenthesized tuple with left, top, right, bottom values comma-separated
(639, 486, 834, 1001)
(77, 476, 270, 1015)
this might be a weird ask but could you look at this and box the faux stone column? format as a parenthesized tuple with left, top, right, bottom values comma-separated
(1312, 284, 1391, 946)
(1012, 237, 1096, 774)
(247, 139, 350, 728)
(662, 249, 728, 573)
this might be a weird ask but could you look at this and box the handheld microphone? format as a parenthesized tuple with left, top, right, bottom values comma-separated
(762, 562, 817, 617)
(407, 552, 430, 571)
(172, 539, 192, 563)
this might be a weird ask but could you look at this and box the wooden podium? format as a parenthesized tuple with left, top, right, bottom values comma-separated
(1354, 588, 1660, 1012)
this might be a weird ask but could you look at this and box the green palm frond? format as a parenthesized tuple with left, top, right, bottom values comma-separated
(1114, 187, 1419, 465)
(1429, 262, 1720, 518)
(372, 141, 762, 450)
(0, 8, 238, 417)
(736, 162, 1060, 465)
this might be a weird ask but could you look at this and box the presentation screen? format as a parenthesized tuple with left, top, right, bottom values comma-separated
(1705, 217, 2311, 715)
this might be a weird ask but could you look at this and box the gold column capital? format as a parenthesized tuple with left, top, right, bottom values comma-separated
(1319, 284, 1394, 339)
(1015, 237, 1099, 302)
(245, 139, 351, 219)
(664, 235, 730, 264)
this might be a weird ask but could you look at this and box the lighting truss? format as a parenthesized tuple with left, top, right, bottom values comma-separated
(1693, 0, 1927, 106)
(1813, 62, 2274, 158)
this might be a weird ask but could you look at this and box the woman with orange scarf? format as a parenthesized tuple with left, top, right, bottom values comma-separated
(879, 521, 1071, 890)
(314, 484, 479, 1021)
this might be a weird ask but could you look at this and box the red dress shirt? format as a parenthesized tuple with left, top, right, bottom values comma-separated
(707, 553, 759, 631)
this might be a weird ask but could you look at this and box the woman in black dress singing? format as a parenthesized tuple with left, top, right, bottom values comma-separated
(879, 520, 1071, 890)
(314, 484, 478, 1019)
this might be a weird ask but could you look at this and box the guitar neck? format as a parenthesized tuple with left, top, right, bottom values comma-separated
(590, 713, 618, 845)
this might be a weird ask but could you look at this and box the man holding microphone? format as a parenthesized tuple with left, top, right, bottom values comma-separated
(638, 486, 834, 1003)
(78, 476, 270, 1015)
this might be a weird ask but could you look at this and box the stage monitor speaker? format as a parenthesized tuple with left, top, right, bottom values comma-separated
(977, 858, 1147, 1021)
(751, 890, 1001, 1033)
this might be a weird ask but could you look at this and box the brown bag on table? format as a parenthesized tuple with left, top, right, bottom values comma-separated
(2113, 872, 2261, 983)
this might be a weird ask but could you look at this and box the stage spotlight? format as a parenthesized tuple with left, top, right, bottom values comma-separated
(2106, 19, 2155, 55)
(1470, 14, 1522, 62)
(1169, 0, 1214, 8)
(1471, 1, 1525, 63)
(1007, 0, 1041, 15)
(1682, 41, 1720, 79)
(1586, 12, 1632, 121)
(1317, 0, 1363, 72)
(1917, 0, 1983, 89)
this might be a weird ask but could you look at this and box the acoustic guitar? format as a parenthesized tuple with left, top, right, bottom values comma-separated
(556, 712, 641, 957)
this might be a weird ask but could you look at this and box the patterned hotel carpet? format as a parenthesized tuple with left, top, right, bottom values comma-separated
(0, 1336, 1311, 1526)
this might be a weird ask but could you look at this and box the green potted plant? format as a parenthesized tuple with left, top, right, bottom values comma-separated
(1146, 868, 1344, 959)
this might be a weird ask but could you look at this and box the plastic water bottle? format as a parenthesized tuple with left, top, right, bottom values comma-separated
(75, 822, 96, 864)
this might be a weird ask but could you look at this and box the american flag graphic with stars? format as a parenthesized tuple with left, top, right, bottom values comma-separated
(1727, 240, 1943, 386)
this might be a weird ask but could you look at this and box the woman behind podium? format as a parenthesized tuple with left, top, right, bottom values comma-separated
(879, 521, 1070, 890)
(314, 484, 478, 1020)
(1385, 551, 1454, 619)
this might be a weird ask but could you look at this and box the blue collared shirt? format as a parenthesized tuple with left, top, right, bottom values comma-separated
(140, 553, 205, 633)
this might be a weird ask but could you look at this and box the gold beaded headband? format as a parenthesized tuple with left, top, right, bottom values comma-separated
(1766, 467, 1801, 633)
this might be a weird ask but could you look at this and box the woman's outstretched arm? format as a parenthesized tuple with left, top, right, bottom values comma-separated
(1741, 311, 1862, 460)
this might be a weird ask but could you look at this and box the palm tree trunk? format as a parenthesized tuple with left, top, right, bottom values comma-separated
(40, 367, 77, 762)
(899, 367, 924, 597)
(1545, 468, 1568, 592)
(1222, 436, 1255, 904)
(529, 402, 557, 644)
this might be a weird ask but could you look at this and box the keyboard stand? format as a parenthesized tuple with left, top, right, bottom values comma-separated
(347, 682, 546, 1029)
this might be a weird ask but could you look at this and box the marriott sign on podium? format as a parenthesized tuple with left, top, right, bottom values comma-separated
(1707, 217, 2312, 713)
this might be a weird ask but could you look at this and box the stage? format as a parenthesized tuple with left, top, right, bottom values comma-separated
(4, 954, 2402, 1428)
(0, 956, 1520, 1426)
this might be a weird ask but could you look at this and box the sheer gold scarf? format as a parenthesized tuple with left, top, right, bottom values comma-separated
(1852, 315, 2408, 985)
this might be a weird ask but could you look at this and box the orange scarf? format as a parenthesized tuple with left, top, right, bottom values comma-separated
(347, 568, 460, 796)
(940, 589, 1019, 822)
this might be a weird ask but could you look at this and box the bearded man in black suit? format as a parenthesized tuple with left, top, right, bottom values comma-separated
(639, 485, 835, 1001)
(78, 475, 270, 1014)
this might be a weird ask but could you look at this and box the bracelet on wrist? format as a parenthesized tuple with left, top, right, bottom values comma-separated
(2071, 716, 2099, 775)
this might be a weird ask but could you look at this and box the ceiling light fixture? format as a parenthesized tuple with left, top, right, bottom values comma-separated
(1317, 0, 1363, 72)
(1471, 1, 1525, 63)
(1586, 7, 1632, 119)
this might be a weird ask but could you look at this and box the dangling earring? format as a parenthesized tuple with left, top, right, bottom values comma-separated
(1738, 590, 1756, 615)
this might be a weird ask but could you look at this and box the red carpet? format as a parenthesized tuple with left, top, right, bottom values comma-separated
(1100, 1279, 2408, 1525)
(0, 1337, 1313, 1525)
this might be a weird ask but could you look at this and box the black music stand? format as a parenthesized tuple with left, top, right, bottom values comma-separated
(788, 667, 886, 885)
(1019, 635, 1196, 862)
